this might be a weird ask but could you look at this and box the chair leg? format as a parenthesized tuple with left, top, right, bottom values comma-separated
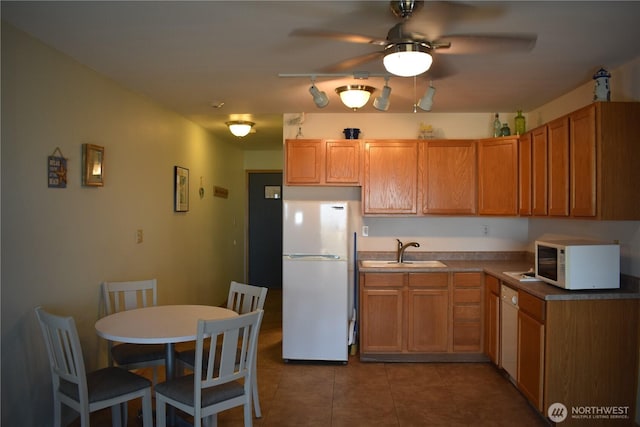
(156, 398, 166, 427)
(110, 404, 122, 427)
(53, 399, 62, 427)
(141, 389, 153, 427)
(252, 375, 262, 418)
(244, 402, 253, 427)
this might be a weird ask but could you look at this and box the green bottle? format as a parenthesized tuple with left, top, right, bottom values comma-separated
(515, 110, 526, 135)
(493, 113, 501, 137)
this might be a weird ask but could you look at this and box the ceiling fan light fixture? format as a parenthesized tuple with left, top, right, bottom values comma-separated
(335, 85, 376, 110)
(383, 43, 433, 77)
(225, 120, 254, 137)
(373, 82, 392, 111)
(309, 84, 329, 108)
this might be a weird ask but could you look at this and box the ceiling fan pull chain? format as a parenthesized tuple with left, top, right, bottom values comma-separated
(412, 76, 417, 113)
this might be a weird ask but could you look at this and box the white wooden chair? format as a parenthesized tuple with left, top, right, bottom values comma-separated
(176, 281, 268, 417)
(155, 309, 265, 427)
(35, 306, 153, 427)
(101, 279, 165, 385)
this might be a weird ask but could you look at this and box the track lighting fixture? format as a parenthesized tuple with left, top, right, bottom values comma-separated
(383, 43, 433, 77)
(373, 78, 392, 111)
(225, 120, 254, 137)
(335, 85, 376, 110)
(418, 82, 436, 111)
(309, 80, 329, 108)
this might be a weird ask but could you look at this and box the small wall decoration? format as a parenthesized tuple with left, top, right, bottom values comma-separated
(214, 186, 229, 199)
(82, 144, 104, 186)
(174, 166, 189, 212)
(48, 147, 67, 188)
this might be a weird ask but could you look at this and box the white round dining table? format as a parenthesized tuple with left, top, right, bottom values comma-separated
(95, 304, 238, 380)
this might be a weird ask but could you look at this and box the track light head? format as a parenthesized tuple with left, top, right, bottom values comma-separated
(373, 82, 392, 111)
(418, 84, 436, 111)
(309, 84, 329, 108)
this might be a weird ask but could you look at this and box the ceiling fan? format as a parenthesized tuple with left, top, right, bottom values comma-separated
(291, 0, 537, 79)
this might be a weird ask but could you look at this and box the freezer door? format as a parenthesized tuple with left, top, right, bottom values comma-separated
(282, 258, 348, 361)
(283, 201, 348, 257)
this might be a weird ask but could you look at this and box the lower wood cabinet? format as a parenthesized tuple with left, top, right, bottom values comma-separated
(517, 291, 545, 412)
(360, 271, 487, 362)
(484, 275, 500, 365)
(483, 273, 639, 425)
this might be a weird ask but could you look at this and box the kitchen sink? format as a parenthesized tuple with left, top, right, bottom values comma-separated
(360, 260, 448, 268)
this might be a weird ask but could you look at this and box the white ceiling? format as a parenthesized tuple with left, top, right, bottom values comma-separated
(3, 1, 640, 150)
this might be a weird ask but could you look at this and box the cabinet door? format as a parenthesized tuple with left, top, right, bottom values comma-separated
(325, 140, 361, 184)
(484, 275, 500, 365)
(285, 139, 324, 184)
(531, 126, 548, 216)
(421, 140, 477, 215)
(364, 140, 418, 214)
(360, 288, 404, 352)
(477, 138, 518, 215)
(517, 310, 545, 412)
(569, 104, 597, 217)
(547, 117, 570, 216)
(518, 132, 533, 216)
(407, 288, 448, 352)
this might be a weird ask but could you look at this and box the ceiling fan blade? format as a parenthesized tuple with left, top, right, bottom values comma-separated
(321, 51, 385, 73)
(433, 34, 537, 55)
(422, 56, 456, 80)
(290, 28, 388, 46)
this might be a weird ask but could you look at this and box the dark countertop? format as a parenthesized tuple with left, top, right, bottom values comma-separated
(357, 254, 640, 301)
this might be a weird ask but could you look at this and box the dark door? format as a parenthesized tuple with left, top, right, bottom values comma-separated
(247, 171, 283, 288)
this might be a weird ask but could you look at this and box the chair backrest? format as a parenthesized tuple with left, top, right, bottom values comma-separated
(226, 281, 268, 315)
(35, 306, 88, 403)
(194, 310, 264, 403)
(102, 279, 157, 315)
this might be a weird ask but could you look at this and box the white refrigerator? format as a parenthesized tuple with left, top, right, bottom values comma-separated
(282, 200, 350, 362)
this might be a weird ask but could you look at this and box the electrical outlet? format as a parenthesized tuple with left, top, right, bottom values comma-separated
(362, 226, 369, 237)
(482, 225, 489, 236)
(136, 229, 143, 244)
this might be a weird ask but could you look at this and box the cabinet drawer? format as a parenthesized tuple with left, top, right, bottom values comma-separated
(454, 288, 481, 303)
(518, 291, 545, 322)
(363, 273, 405, 287)
(453, 321, 482, 351)
(453, 272, 483, 287)
(454, 305, 481, 321)
(408, 272, 448, 287)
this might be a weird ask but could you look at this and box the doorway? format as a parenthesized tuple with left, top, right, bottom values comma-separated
(247, 171, 283, 288)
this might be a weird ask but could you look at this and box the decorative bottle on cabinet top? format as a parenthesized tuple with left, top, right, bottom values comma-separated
(493, 113, 501, 137)
(514, 110, 526, 135)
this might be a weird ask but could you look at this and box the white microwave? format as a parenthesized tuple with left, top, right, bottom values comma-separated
(535, 239, 620, 290)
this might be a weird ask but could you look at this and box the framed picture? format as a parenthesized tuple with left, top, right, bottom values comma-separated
(174, 166, 189, 212)
(82, 144, 104, 186)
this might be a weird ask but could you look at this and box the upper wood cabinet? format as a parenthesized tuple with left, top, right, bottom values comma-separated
(477, 137, 518, 215)
(569, 102, 640, 219)
(518, 132, 532, 216)
(285, 139, 361, 186)
(363, 140, 419, 214)
(531, 126, 548, 216)
(421, 140, 477, 215)
(547, 117, 570, 216)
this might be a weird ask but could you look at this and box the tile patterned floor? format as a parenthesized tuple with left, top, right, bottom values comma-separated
(74, 289, 548, 426)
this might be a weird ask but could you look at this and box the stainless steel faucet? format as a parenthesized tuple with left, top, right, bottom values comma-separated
(396, 239, 420, 263)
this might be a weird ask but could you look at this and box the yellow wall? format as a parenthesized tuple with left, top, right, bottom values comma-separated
(1, 23, 246, 425)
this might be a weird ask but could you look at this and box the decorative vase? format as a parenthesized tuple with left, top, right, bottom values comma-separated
(514, 110, 526, 135)
(500, 123, 511, 136)
(343, 128, 360, 139)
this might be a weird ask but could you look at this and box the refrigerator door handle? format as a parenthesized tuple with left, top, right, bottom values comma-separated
(285, 254, 341, 260)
